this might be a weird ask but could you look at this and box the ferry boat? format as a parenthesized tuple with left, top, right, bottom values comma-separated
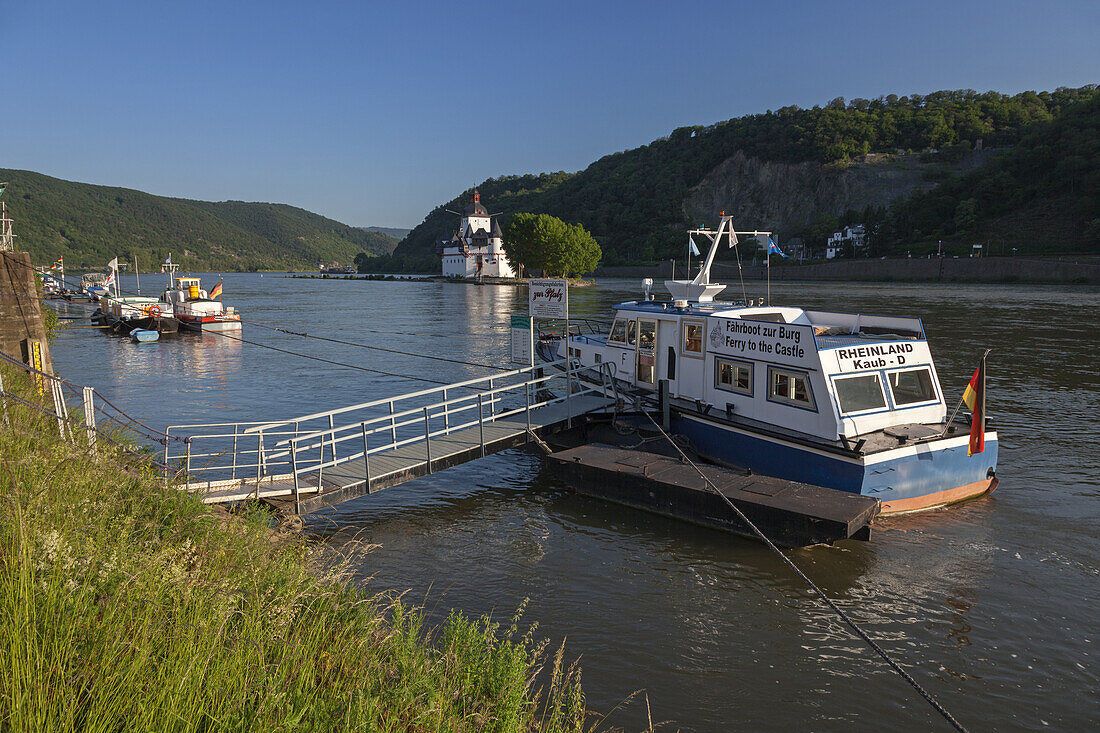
(546, 215, 998, 515)
(160, 263, 241, 332)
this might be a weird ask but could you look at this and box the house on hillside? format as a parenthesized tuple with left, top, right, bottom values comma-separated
(438, 191, 516, 278)
(825, 224, 867, 259)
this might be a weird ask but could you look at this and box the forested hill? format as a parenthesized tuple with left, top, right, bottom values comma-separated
(0, 169, 397, 271)
(382, 86, 1097, 270)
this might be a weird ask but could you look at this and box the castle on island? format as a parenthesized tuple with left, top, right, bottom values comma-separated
(439, 191, 516, 278)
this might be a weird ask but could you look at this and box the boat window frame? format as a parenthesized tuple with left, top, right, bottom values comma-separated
(636, 319, 654, 351)
(766, 365, 816, 411)
(608, 318, 629, 346)
(635, 318, 657, 385)
(681, 318, 706, 359)
(714, 357, 753, 396)
(886, 366, 940, 408)
(833, 372, 889, 416)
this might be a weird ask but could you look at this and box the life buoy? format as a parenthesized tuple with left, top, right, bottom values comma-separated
(148, 305, 162, 317)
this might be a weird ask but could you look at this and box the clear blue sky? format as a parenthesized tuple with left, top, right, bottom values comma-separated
(3, 0, 1097, 228)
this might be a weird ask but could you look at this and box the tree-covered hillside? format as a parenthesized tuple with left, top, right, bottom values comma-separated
(0, 169, 397, 271)
(874, 91, 1100, 254)
(382, 86, 1097, 271)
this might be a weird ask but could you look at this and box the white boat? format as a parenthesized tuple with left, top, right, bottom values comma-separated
(80, 272, 109, 301)
(545, 215, 998, 515)
(160, 264, 241, 332)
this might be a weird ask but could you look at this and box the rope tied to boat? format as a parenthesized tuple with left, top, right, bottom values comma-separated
(628, 395, 969, 733)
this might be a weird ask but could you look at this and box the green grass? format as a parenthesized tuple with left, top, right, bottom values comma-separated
(0, 365, 586, 731)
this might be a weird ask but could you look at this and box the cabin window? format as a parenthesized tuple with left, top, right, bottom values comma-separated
(682, 319, 705, 357)
(637, 320, 654, 349)
(626, 320, 637, 346)
(594, 353, 601, 364)
(835, 374, 887, 414)
(768, 367, 815, 409)
(715, 358, 753, 395)
(608, 319, 628, 345)
(889, 368, 937, 406)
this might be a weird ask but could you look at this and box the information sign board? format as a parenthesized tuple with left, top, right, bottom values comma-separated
(528, 279, 568, 320)
(510, 314, 532, 364)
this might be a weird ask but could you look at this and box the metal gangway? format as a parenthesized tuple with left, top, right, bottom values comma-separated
(166, 358, 618, 514)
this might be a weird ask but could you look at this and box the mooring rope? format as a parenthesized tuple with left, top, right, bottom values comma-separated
(628, 397, 968, 733)
(197, 328, 453, 385)
(244, 321, 515, 372)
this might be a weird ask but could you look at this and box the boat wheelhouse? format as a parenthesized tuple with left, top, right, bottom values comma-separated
(552, 216, 998, 515)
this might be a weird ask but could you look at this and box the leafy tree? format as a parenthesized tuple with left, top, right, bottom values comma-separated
(504, 213, 601, 277)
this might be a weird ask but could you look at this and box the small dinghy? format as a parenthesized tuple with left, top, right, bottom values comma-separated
(131, 329, 159, 343)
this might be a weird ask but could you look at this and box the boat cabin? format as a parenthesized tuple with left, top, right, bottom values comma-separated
(162, 276, 234, 320)
(569, 301, 944, 442)
(563, 216, 948, 444)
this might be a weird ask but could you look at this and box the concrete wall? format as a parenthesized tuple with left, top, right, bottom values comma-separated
(595, 255, 1100, 284)
(1, 252, 53, 374)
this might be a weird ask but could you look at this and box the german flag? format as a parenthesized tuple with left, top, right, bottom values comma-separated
(209, 279, 223, 299)
(962, 353, 987, 456)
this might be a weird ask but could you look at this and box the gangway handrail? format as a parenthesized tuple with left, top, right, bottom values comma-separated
(283, 382, 611, 479)
(271, 363, 594, 447)
(168, 358, 618, 488)
(239, 357, 574, 435)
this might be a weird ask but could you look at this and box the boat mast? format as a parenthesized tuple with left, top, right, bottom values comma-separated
(666, 214, 772, 303)
(162, 260, 179, 289)
(134, 252, 141, 294)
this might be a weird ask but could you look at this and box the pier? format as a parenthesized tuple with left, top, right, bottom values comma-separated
(168, 359, 617, 514)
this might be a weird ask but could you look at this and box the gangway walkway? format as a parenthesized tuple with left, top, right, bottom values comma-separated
(166, 358, 617, 514)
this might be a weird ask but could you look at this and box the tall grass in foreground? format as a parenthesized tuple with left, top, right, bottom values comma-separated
(0, 366, 586, 731)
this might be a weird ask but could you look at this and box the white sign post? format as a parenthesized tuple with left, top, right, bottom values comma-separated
(529, 278, 571, 422)
(528, 278, 568, 320)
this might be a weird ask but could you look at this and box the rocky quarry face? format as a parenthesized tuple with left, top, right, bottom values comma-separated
(684, 150, 994, 233)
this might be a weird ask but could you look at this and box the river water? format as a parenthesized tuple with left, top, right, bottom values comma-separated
(48, 274, 1098, 731)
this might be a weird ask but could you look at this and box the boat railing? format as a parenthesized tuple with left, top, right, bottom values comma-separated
(164, 358, 619, 496)
(535, 317, 609, 340)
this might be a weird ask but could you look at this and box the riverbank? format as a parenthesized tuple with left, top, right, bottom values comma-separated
(0, 364, 585, 731)
(596, 254, 1100, 284)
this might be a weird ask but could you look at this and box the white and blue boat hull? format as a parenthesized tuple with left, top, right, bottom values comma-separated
(673, 413, 998, 514)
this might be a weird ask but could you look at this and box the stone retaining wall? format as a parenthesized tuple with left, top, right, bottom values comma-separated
(595, 255, 1100, 284)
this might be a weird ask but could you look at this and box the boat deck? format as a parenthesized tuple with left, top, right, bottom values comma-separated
(549, 443, 880, 546)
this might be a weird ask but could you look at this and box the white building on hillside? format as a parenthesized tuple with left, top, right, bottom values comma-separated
(825, 224, 867, 259)
(439, 191, 516, 278)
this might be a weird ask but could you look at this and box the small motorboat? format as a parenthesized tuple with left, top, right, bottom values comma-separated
(131, 329, 159, 343)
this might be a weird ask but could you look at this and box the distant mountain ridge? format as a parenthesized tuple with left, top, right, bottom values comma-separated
(362, 226, 411, 240)
(0, 169, 398, 271)
(378, 85, 1097, 271)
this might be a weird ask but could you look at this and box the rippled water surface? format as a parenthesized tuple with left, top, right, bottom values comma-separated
(49, 274, 1099, 730)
